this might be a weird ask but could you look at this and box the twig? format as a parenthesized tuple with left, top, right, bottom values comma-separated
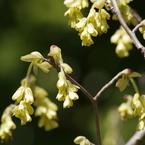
(132, 20, 145, 33)
(125, 130, 145, 145)
(110, 0, 145, 57)
(92, 100, 102, 145)
(132, 23, 143, 33)
(94, 71, 122, 100)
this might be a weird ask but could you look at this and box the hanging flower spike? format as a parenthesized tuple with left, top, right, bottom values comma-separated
(0, 105, 16, 141)
(64, 0, 111, 46)
(12, 77, 35, 125)
(48, 45, 80, 108)
(34, 86, 58, 131)
(12, 51, 52, 125)
(132, 93, 145, 130)
(56, 69, 80, 108)
(111, 26, 133, 57)
(116, 69, 141, 91)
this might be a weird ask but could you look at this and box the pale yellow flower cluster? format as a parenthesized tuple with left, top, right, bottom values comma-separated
(64, 0, 110, 46)
(77, 8, 110, 46)
(132, 93, 145, 130)
(64, 0, 88, 28)
(111, 26, 133, 57)
(74, 136, 92, 145)
(12, 78, 34, 125)
(118, 95, 133, 120)
(0, 105, 16, 141)
(48, 45, 80, 108)
(34, 86, 58, 131)
(12, 74, 59, 130)
(110, 0, 133, 22)
(115, 69, 145, 130)
(12, 52, 52, 125)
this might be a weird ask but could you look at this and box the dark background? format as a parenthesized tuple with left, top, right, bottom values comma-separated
(0, 0, 145, 145)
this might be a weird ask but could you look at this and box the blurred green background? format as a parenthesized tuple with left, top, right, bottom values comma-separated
(0, 0, 145, 145)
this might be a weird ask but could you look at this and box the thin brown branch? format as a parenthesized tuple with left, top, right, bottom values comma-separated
(94, 71, 122, 100)
(92, 101, 102, 145)
(110, 0, 145, 57)
(125, 129, 145, 145)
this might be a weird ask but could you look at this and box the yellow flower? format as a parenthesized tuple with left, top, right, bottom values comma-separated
(111, 0, 133, 22)
(37, 115, 58, 131)
(13, 100, 34, 125)
(20, 51, 44, 62)
(91, 0, 105, 9)
(24, 87, 34, 104)
(118, 95, 133, 119)
(60, 63, 73, 74)
(75, 18, 87, 32)
(74, 136, 91, 145)
(131, 93, 145, 130)
(57, 71, 67, 89)
(79, 27, 94, 46)
(63, 95, 73, 108)
(21, 51, 51, 75)
(137, 118, 145, 131)
(64, 7, 83, 28)
(139, 25, 145, 40)
(12, 86, 25, 103)
(48, 45, 63, 64)
(116, 69, 141, 91)
(132, 93, 144, 117)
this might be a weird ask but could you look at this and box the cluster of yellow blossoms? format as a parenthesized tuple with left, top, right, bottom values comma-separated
(111, 0, 133, 22)
(64, 0, 135, 47)
(0, 45, 80, 141)
(48, 45, 80, 108)
(12, 51, 52, 125)
(111, 26, 132, 57)
(64, 0, 110, 46)
(12, 78, 34, 125)
(33, 82, 58, 131)
(116, 69, 145, 130)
